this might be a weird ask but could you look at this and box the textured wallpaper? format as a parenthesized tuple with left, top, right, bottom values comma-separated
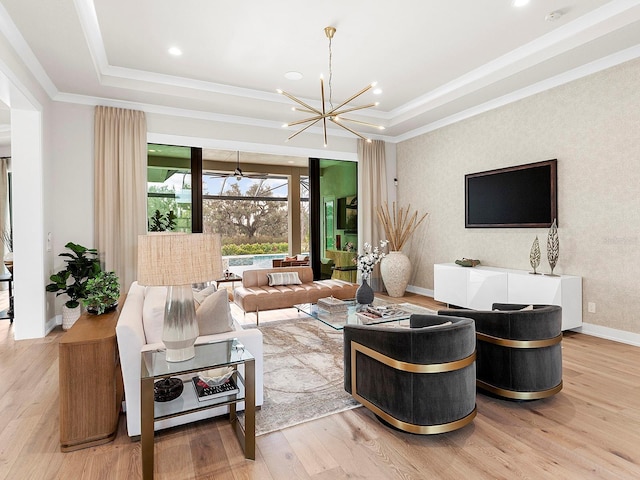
(398, 57, 640, 334)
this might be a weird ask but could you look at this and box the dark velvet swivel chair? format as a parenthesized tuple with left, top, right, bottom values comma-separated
(343, 314, 476, 434)
(439, 303, 563, 400)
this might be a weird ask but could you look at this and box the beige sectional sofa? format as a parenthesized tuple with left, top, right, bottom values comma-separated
(234, 266, 358, 320)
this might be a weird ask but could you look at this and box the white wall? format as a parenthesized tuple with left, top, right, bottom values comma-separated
(0, 29, 52, 339)
(398, 57, 640, 335)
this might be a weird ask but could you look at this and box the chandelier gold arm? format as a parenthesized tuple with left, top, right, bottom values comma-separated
(329, 117, 370, 142)
(332, 103, 378, 116)
(286, 114, 324, 127)
(334, 116, 385, 130)
(291, 107, 317, 114)
(277, 89, 321, 115)
(326, 83, 374, 116)
(287, 118, 323, 142)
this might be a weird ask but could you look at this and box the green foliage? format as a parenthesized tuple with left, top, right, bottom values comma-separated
(82, 271, 120, 315)
(203, 183, 287, 240)
(45, 242, 101, 308)
(147, 185, 191, 232)
(221, 242, 289, 256)
(148, 209, 177, 231)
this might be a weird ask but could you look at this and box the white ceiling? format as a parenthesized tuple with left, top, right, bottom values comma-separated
(1, 0, 640, 145)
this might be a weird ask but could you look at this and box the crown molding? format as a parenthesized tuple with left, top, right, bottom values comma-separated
(0, 2, 57, 101)
(393, 44, 640, 143)
(147, 132, 359, 162)
(387, 0, 640, 126)
(54, 91, 393, 144)
(2, 0, 639, 147)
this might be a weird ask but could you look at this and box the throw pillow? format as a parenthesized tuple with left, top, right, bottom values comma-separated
(193, 284, 217, 308)
(296, 254, 308, 261)
(142, 286, 168, 344)
(267, 271, 302, 286)
(196, 288, 234, 335)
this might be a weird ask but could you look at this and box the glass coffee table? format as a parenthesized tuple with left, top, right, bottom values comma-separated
(294, 298, 413, 330)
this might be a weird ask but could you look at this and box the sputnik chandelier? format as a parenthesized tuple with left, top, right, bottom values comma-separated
(277, 26, 384, 147)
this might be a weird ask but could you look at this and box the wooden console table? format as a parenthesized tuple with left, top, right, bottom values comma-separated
(59, 297, 125, 452)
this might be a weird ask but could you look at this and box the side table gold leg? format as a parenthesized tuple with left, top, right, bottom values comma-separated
(141, 376, 155, 480)
(245, 359, 255, 459)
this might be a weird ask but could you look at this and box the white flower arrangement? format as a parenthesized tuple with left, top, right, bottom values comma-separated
(355, 240, 389, 281)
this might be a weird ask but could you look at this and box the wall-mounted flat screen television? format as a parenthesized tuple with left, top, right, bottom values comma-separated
(465, 159, 557, 228)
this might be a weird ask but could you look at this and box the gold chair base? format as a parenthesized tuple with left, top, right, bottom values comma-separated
(369, 404, 477, 435)
(477, 379, 563, 400)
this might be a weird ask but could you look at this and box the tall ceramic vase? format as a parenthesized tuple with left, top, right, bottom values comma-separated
(380, 251, 411, 298)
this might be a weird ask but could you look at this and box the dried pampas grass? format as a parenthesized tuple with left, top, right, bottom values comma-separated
(376, 202, 428, 251)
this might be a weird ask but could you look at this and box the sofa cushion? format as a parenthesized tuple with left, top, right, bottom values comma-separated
(196, 288, 234, 335)
(267, 271, 302, 286)
(193, 284, 218, 308)
(142, 286, 167, 344)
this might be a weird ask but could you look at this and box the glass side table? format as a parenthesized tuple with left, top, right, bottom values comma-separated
(141, 338, 255, 479)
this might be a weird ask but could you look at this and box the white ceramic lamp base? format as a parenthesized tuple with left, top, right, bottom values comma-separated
(162, 285, 199, 362)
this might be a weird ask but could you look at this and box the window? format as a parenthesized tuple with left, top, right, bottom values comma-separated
(147, 145, 309, 265)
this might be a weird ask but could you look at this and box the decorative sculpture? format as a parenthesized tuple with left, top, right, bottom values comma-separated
(529, 236, 541, 274)
(546, 219, 559, 276)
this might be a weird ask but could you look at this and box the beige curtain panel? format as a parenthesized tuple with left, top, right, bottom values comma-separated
(94, 106, 147, 291)
(357, 139, 388, 291)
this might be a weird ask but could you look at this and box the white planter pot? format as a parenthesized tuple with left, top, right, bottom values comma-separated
(62, 304, 81, 330)
(380, 251, 411, 297)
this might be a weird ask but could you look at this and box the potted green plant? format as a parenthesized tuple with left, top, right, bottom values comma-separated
(82, 271, 120, 315)
(46, 242, 101, 329)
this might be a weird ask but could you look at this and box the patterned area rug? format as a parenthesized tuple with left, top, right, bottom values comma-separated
(246, 318, 360, 435)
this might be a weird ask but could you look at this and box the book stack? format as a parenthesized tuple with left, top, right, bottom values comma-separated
(355, 305, 408, 323)
(191, 376, 239, 402)
(317, 296, 347, 315)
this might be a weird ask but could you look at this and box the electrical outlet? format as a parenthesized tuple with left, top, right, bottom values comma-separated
(588, 302, 596, 313)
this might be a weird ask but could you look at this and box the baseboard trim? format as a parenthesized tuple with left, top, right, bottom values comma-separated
(45, 314, 60, 335)
(405, 285, 434, 298)
(576, 323, 640, 347)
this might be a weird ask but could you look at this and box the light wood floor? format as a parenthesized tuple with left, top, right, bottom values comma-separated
(1, 293, 640, 479)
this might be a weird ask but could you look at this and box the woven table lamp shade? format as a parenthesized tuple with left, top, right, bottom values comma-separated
(137, 233, 222, 361)
(138, 233, 222, 286)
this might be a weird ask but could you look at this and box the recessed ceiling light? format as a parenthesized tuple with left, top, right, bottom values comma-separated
(168, 47, 182, 56)
(545, 11, 564, 21)
(373, 88, 383, 95)
(285, 71, 303, 80)
(512, 0, 530, 7)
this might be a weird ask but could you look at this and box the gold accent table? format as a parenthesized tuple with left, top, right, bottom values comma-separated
(141, 338, 255, 479)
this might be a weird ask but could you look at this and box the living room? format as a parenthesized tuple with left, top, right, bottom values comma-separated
(1, 1, 640, 478)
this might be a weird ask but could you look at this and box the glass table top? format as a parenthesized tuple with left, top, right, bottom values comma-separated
(294, 297, 414, 330)
(141, 337, 254, 380)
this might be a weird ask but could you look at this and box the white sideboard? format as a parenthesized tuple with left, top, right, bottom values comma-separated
(434, 263, 582, 330)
